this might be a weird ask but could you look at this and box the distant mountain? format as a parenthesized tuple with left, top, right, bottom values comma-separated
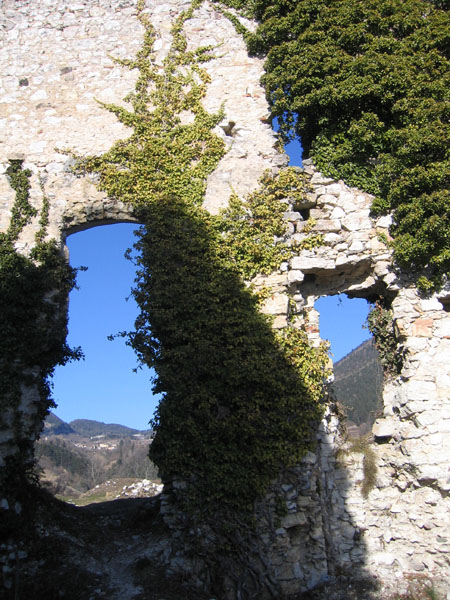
(38, 414, 157, 497)
(42, 413, 153, 438)
(331, 338, 384, 428)
(69, 419, 142, 438)
(43, 412, 76, 436)
(36, 435, 158, 497)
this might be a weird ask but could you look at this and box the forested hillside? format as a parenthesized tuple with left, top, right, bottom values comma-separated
(37, 415, 157, 497)
(331, 339, 384, 431)
(43, 412, 76, 436)
(68, 419, 147, 438)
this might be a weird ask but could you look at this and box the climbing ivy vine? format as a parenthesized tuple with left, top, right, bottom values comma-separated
(367, 300, 404, 376)
(69, 0, 329, 522)
(214, 167, 318, 279)
(73, 0, 225, 209)
(0, 161, 81, 489)
(215, 0, 450, 292)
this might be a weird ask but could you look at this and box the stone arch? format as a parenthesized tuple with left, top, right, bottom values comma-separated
(52, 221, 156, 435)
(61, 187, 140, 236)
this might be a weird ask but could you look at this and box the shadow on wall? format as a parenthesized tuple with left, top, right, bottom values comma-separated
(113, 196, 374, 598)
(2, 195, 375, 599)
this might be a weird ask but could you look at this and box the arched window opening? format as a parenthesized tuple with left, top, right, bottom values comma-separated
(315, 294, 384, 435)
(38, 223, 161, 503)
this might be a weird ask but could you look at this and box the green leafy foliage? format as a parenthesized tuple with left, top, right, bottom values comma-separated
(367, 300, 404, 375)
(214, 167, 314, 279)
(0, 3, 330, 593)
(127, 199, 326, 513)
(72, 0, 329, 520)
(0, 161, 81, 488)
(210, 0, 256, 18)
(5, 160, 36, 242)
(63, 8, 330, 593)
(243, 0, 450, 290)
(72, 0, 225, 212)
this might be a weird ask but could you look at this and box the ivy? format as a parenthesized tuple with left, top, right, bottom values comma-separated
(125, 199, 327, 515)
(58, 4, 333, 593)
(71, 1, 225, 211)
(242, 0, 450, 291)
(210, 3, 251, 38)
(35, 175, 50, 244)
(367, 300, 403, 376)
(1, 162, 81, 490)
(5, 160, 36, 242)
(214, 167, 316, 279)
(211, 0, 256, 18)
(69, 0, 329, 522)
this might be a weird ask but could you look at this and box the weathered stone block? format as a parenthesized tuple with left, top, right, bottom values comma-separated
(407, 380, 437, 401)
(281, 512, 307, 528)
(290, 255, 335, 272)
(311, 173, 334, 185)
(316, 193, 339, 207)
(412, 318, 434, 337)
(311, 219, 341, 232)
(287, 269, 304, 284)
(373, 419, 394, 440)
(435, 319, 450, 338)
(261, 293, 289, 315)
(341, 215, 372, 231)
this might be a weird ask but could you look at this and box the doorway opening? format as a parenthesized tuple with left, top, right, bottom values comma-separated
(315, 294, 384, 435)
(38, 223, 161, 503)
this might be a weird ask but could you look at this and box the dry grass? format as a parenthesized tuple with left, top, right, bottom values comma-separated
(386, 574, 441, 600)
(57, 477, 151, 505)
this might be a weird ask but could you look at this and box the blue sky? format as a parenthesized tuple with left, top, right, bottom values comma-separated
(51, 224, 159, 430)
(51, 139, 370, 430)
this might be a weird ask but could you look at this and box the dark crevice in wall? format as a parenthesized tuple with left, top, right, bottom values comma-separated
(220, 121, 236, 137)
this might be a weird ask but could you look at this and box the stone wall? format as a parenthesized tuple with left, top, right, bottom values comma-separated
(0, 0, 281, 477)
(253, 160, 450, 592)
(1, 0, 449, 596)
(155, 158, 450, 595)
(0, 0, 282, 244)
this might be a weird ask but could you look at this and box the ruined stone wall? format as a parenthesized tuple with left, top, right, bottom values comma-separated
(156, 159, 450, 594)
(253, 160, 450, 592)
(0, 0, 282, 475)
(1, 0, 449, 595)
(0, 0, 282, 244)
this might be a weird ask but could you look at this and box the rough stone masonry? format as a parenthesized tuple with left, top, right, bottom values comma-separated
(0, 0, 449, 596)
